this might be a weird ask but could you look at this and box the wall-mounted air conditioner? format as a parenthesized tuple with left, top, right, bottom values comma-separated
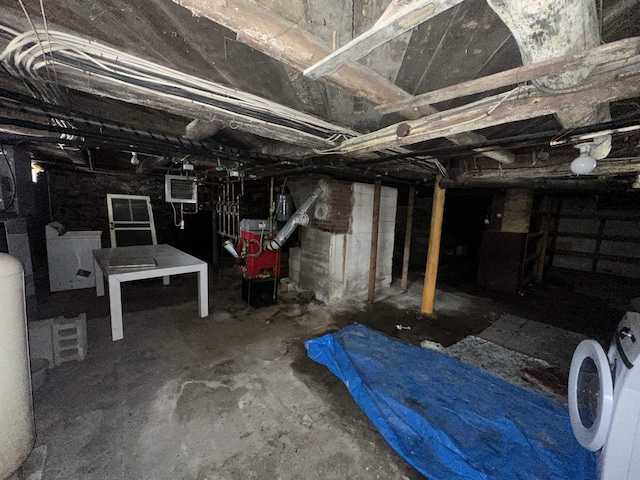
(164, 175, 197, 204)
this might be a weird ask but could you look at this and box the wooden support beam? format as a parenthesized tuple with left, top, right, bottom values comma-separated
(457, 157, 640, 181)
(486, 0, 611, 159)
(170, 0, 516, 164)
(368, 181, 382, 303)
(303, 0, 464, 80)
(401, 185, 415, 291)
(331, 70, 640, 155)
(421, 177, 445, 314)
(376, 37, 640, 114)
(211, 186, 220, 272)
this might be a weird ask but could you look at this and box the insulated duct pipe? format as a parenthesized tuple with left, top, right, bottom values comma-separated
(264, 183, 325, 251)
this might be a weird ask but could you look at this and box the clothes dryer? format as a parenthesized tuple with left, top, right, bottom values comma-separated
(569, 311, 640, 479)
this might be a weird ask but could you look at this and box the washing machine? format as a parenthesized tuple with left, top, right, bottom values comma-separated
(568, 311, 640, 479)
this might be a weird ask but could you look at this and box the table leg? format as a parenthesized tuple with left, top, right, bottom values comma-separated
(163, 275, 170, 286)
(109, 276, 124, 341)
(197, 267, 209, 318)
(95, 258, 105, 297)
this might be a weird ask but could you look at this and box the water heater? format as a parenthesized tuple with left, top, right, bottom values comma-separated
(0, 253, 35, 478)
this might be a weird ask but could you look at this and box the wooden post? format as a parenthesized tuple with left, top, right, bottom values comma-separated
(421, 176, 446, 314)
(368, 181, 382, 303)
(401, 185, 415, 291)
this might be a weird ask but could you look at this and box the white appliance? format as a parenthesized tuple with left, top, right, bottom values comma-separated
(0, 253, 35, 478)
(568, 311, 640, 479)
(46, 223, 102, 292)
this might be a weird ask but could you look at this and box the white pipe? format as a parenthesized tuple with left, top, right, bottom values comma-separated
(264, 184, 325, 251)
(223, 240, 239, 258)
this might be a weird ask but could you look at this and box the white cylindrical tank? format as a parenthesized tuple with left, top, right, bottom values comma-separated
(0, 253, 35, 479)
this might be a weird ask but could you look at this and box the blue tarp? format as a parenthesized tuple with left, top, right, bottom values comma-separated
(305, 324, 596, 480)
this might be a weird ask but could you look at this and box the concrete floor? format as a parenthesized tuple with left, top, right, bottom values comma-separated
(27, 267, 632, 479)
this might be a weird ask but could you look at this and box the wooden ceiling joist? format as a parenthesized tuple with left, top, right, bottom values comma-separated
(171, 0, 516, 165)
(328, 71, 640, 155)
(376, 36, 640, 114)
(303, 0, 464, 81)
(457, 157, 640, 181)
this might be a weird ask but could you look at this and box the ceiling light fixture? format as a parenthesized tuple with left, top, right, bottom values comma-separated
(570, 143, 596, 175)
(130, 152, 139, 165)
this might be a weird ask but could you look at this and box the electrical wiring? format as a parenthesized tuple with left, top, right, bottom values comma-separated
(0, 26, 356, 143)
(0, 99, 296, 164)
(0, 144, 17, 212)
(170, 202, 181, 227)
(0, 24, 454, 167)
(15, 0, 52, 81)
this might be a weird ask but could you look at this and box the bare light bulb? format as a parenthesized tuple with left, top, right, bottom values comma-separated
(130, 152, 139, 165)
(570, 143, 596, 175)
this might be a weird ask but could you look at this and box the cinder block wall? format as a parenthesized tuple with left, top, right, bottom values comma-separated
(288, 177, 397, 303)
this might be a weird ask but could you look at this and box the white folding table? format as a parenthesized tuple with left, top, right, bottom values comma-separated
(93, 244, 209, 341)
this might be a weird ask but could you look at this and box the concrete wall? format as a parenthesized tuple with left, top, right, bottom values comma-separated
(288, 177, 397, 303)
(345, 183, 396, 297)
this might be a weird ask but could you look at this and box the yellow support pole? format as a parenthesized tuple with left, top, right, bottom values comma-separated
(421, 176, 446, 314)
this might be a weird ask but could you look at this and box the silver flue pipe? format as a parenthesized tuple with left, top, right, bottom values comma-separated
(264, 183, 325, 251)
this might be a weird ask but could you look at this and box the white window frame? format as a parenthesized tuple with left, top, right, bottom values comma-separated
(106, 194, 157, 247)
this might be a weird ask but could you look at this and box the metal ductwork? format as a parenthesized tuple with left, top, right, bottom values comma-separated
(264, 183, 325, 251)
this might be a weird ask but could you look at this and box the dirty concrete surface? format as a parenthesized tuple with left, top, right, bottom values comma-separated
(35, 273, 432, 480)
(31, 266, 626, 479)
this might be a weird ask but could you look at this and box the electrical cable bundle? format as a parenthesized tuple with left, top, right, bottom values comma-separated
(0, 25, 356, 143)
(0, 23, 447, 176)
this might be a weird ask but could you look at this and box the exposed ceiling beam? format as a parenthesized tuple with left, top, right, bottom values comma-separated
(303, 0, 464, 80)
(0, 11, 351, 150)
(441, 177, 629, 190)
(456, 157, 640, 180)
(486, 0, 612, 159)
(323, 71, 640, 155)
(376, 37, 640, 114)
(170, 0, 516, 164)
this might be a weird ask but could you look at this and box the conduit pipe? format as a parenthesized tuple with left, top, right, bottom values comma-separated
(264, 183, 325, 251)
